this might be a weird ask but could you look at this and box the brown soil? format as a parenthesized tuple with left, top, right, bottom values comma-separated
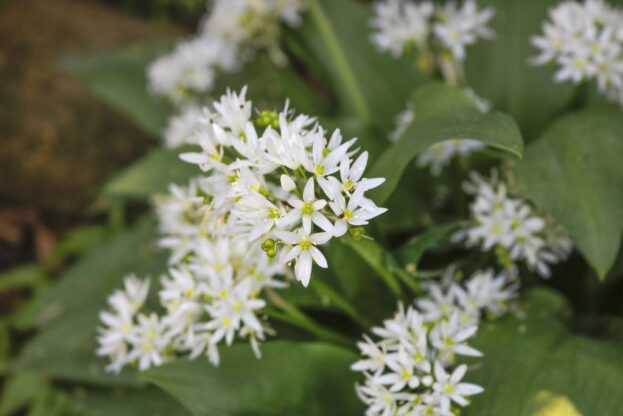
(0, 0, 178, 267)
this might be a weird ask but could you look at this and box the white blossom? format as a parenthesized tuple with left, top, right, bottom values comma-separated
(453, 171, 573, 277)
(532, 0, 623, 105)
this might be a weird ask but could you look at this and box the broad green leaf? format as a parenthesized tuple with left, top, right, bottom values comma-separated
(71, 386, 189, 416)
(103, 147, 197, 199)
(23, 218, 165, 329)
(516, 109, 623, 279)
(370, 83, 523, 204)
(59, 41, 173, 137)
(296, 0, 425, 127)
(0, 371, 46, 416)
(395, 222, 461, 266)
(465, 0, 576, 138)
(142, 341, 363, 416)
(465, 288, 623, 415)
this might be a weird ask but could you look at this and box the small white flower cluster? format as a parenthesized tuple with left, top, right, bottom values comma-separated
(163, 106, 204, 149)
(178, 87, 387, 287)
(532, 0, 623, 105)
(148, 0, 305, 103)
(353, 268, 516, 415)
(371, 0, 494, 81)
(97, 87, 387, 373)
(453, 172, 573, 278)
(389, 90, 489, 176)
(96, 214, 287, 373)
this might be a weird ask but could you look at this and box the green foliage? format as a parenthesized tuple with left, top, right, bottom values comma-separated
(141, 341, 363, 416)
(103, 147, 197, 199)
(59, 41, 173, 137)
(6, 0, 622, 414)
(517, 109, 623, 279)
(370, 83, 523, 204)
(467, 288, 623, 415)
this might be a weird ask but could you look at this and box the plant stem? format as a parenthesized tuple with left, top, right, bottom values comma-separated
(266, 289, 353, 348)
(395, 269, 423, 296)
(307, 0, 370, 120)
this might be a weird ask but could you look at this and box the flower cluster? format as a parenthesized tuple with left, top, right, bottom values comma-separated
(453, 172, 573, 278)
(371, 0, 494, 83)
(389, 90, 489, 176)
(179, 87, 387, 286)
(97, 183, 287, 373)
(163, 105, 204, 149)
(97, 87, 387, 373)
(148, 0, 305, 103)
(532, 0, 623, 105)
(353, 268, 516, 415)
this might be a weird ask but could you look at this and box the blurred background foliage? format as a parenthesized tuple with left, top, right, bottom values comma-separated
(1, 0, 622, 415)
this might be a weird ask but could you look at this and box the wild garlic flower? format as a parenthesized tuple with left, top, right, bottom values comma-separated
(148, 0, 305, 103)
(179, 87, 387, 287)
(389, 89, 489, 175)
(371, 0, 495, 83)
(352, 266, 515, 415)
(453, 172, 573, 278)
(532, 0, 623, 105)
(163, 105, 205, 148)
(97, 232, 286, 373)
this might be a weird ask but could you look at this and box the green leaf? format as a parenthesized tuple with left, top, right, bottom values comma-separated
(0, 371, 46, 416)
(102, 147, 198, 199)
(295, 0, 425, 128)
(465, 0, 576, 138)
(466, 288, 623, 415)
(23, 218, 165, 330)
(142, 341, 363, 416)
(395, 222, 461, 266)
(71, 386, 190, 416)
(0, 265, 44, 293)
(59, 41, 173, 137)
(370, 83, 523, 204)
(516, 109, 623, 279)
(341, 236, 402, 296)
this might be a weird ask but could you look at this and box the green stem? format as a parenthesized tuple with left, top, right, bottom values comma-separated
(395, 269, 423, 296)
(342, 237, 403, 298)
(310, 278, 369, 329)
(266, 289, 352, 348)
(307, 0, 370, 120)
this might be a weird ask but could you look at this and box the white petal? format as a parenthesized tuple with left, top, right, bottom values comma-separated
(310, 247, 328, 268)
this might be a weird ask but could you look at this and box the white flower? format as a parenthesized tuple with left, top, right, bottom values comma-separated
(372, 0, 495, 83)
(163, 105, 205, 148)
(371, 0, 435, 57)
(434, 0, 495, 62)
(430, 313, 482, 362)
(433, 361, 484, 411)
(203, 278, 266, 346)
(532, 0, 623, 105)
(454, 171, 573, 277)
(279, 178, 333, 234)
(148, 0, 305, 103)
(352, 271, 494, 416)
(127, 313, 171, 370)
(275, 228, 332, 286)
